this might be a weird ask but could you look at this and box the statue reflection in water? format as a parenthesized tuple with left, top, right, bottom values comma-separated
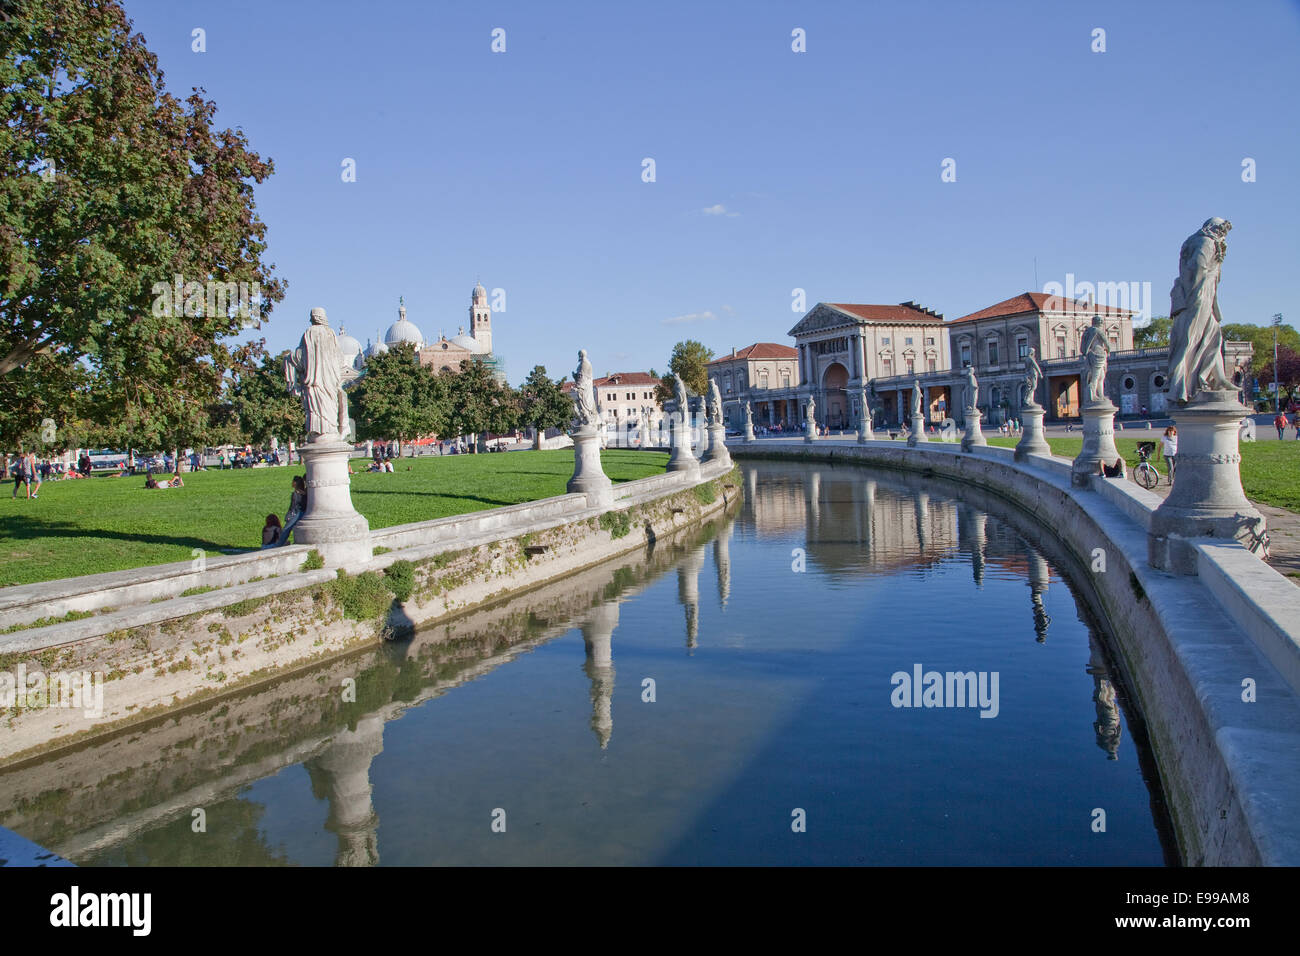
(304, 713, 385, 866)
(1025, 548, 1052, 644)
(678, 545, 707, 651)
(581, 603, 619, 749)
(1086, 632, 1123, 759)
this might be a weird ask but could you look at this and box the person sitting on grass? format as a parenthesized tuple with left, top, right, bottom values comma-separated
(1099, 457, 1126, 479)
(144, 470, 159, 489)
(261, 513, 283, 548)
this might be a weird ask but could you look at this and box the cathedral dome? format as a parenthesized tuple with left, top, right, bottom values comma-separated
(336, 326, 363, 360)
(383, 306, 424, 348)
(366, 336, 388, 358)
(450, 325, 487, 354)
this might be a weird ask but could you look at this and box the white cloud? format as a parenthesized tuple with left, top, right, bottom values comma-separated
(702, 204, 739, 217)
(663, 310, 717, 325)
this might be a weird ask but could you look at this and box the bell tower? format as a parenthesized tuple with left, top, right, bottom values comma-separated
(470, 281, 492, 353)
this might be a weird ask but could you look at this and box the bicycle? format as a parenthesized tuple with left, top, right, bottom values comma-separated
(1133, 441, 1160, 490)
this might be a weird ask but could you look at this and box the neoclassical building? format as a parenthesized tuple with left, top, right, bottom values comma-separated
(786, 301, 951, 430)
(592, 371, 665, 435)
(706, 343, 800, 429)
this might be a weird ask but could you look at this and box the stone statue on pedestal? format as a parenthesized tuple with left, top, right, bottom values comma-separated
(744, 401, 753, 429)
(284, 307, 350, 442)
(1023, 348, 1042, 407)
(910, 379, 923, 419)
(572, 349, 599, 428)
(805, 395, 816, 425)
(1081, 314, 1110, 404)
(708, 379, 724, 426)
(1168, 217, 1235, 404)
(964, 364, 978, 409)
(673, 376, 689, 416)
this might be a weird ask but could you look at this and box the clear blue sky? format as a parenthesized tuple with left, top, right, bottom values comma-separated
(125, 0, 1300, 382)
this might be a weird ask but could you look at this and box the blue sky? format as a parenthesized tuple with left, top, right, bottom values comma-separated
(126, 0, 1300, 382)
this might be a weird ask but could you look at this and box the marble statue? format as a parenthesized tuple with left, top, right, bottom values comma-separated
(744, 401, 753, 427)
(964, 364, 978, 409)
(1081, 314, 1109, 404)
(910, 379, 923, 419)
(284, 307, 349, 442)
(673, 375, 689, 413)
(805, 395, 817, 428)
(1168, 217, 1235, 403)
(1022, 347, 1042, 407)
(708, 379, 723, 425)
(572, 349, 599, 428)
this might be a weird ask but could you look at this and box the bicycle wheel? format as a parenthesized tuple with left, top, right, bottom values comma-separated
(1136, 463, 1157, 490)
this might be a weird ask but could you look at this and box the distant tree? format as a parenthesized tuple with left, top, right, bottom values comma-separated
(1223, 322, 1300, 378)
(654, 341, 713, 404)
(445, 360, 518, 452)
(229, 351, 301, 448)
(1257, 345, 1300, 394)
(350, 344, 445, 447)
(0, 0, 284, 441)
(1133, 316, 1171, 349)
(518, 365, 573, 449)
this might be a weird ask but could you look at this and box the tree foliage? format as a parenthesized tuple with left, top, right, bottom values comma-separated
(654, 340, 713, 404)
(1222, 322, 1300, 378)
(229, 351, 301, 448)
(1133, 316, 1171, 350)
(349, 344, 446, 443)
(0, 0, 283, 447)
(445, 359, 518, 451)
(517, 365, 572, 445)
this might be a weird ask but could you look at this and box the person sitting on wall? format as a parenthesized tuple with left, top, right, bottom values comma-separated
(1098, 457, 1127, 479)
(261, 513, 283, 548)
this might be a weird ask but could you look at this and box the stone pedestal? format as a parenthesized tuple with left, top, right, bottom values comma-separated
(804, 421, 817, 444)
(1071, 399, 1120, 487)
(703, 422, 732, 468)
(666, 411, 701, 478)
(293, 438, 371, 567)
(1014, 404, 1051, 461)
(908, 414, 928, 447)
(1149, 390, 1267, 574)
(960, 408, 986, 452)
(743, 420, 755, 442)
(568, 425, 614, 509)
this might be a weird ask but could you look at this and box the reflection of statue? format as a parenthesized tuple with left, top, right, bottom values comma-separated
(284, 307, 350, 442)
(910, 379, 923, 418)
(1081, 315, 1109, 404)
(1022, 348, 1042, 407)
(964, 364, 978, 409)
(1168, 217, 1235, 403)
(708, 379, 723, 425)
(1087, 636, 1122, 760)
(572, 349, 599, 428)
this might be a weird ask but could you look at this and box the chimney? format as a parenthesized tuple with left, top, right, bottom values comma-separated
(731, 346, 736, 357)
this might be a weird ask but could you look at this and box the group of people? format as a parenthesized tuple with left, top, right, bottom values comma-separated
(7, 452, 43, 499)
(1273, 412, 1300, 440)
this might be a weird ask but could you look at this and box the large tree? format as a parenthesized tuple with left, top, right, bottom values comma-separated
(229, 351, 302, 448)
(1133, 316, 1171, 350)
(0, 0, 284, 445)
(654, 340, 714, 405)
(445, 359, 518, 452)
(1222, 321, 1300, 379)
(350, 344, 446, 446)
(518, 364, 572, 449)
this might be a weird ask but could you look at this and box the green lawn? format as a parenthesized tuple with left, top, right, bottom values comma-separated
(0, 450, 668, 587)
(985, 437, 1300, 512)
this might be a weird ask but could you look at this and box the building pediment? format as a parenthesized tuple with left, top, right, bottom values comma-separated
(788, 303, 860, 338)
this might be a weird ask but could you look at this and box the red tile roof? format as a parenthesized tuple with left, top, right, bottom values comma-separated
(828, 302, 945, 324)
(950, 292, 1135, 324)
(592, 371, 662, 387)
(707, 342, 798, 364)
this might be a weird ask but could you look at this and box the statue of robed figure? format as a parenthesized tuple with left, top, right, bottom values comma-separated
(708, 379, 724, 426)
(910, 379, 923, 419)
(285, 307, 350, 442)
(1022, 347, 1042, 407)
(964, 364, 978, 410)
(1081, 314, 1110, 405)
(1167, 217, 1235, 404)
(572, 349, 599, 428)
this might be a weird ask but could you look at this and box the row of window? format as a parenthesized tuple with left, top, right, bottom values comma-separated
(957, 330, 1121, 367)
(879, 336, 936, 346)
(601, 390, 655, 401)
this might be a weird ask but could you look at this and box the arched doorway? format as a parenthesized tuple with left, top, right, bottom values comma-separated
(822, 363, 849, 429)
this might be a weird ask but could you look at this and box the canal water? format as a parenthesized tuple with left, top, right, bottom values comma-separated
(0, 461, 1173, 865)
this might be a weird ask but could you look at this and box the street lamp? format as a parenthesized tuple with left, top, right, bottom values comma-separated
(1273, 313, 1283, 414)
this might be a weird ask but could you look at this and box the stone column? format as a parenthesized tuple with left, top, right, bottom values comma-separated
(1070, 397, 1120, 487)
(960, 407, 987, 452)
(1015, 403, 1051, 461)
(703, 417, 732, 468)
(294, 438, 372, 567)
(666, 408, 701, 478)
(1149, 389, 1267, 573)
(568, 424, 615, 508)
(694, 401, 710, 458)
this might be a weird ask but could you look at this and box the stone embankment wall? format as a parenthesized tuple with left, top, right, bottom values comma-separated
(0, 462, 740, 765)
(732, 439, 1300, 867)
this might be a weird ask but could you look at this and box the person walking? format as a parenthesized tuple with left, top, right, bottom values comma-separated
(1274, 412, 1288, 440)
(1161, 426, 1178, 485)
(28, 452, 41, 498)
(11, 454, 28, 499)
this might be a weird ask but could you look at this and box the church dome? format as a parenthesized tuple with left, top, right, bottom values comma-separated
(450, 325, 487, 354)
(383, 306, 424, 348)
(336, 326, 363, 360)
(366, 336, 388, 358)
(473, 281, 487, 303)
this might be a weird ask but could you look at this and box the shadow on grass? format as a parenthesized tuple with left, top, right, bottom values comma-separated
(349, 489, 519, 508)
(0, 517, 229, 554)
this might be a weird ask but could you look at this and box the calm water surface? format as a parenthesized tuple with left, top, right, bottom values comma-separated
(0, 461, 1172, 865)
